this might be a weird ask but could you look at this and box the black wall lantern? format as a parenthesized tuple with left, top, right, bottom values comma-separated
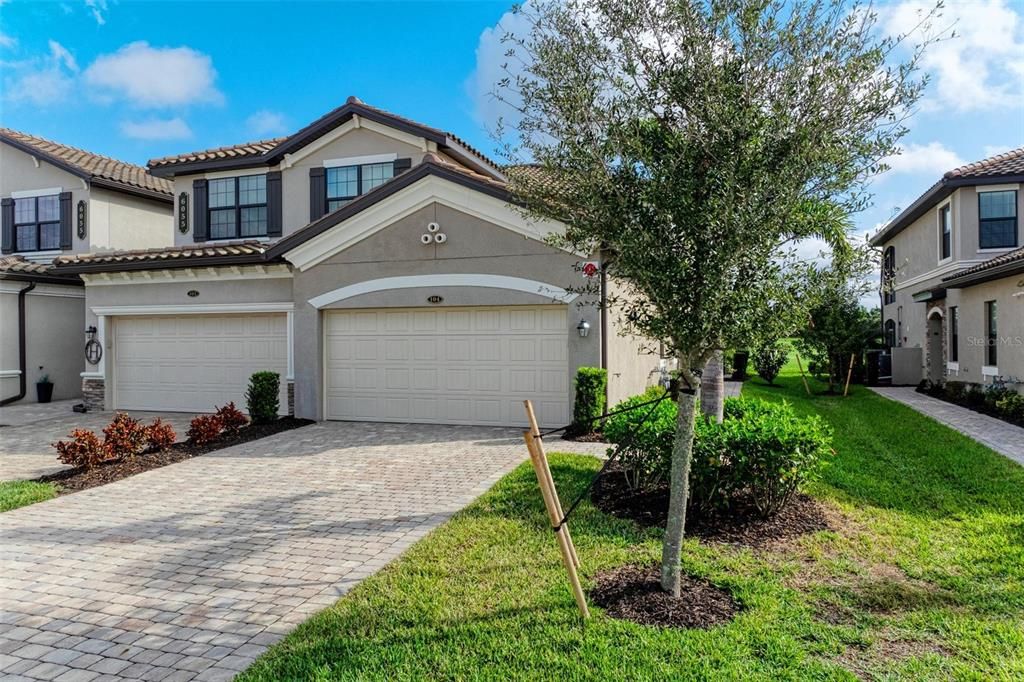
(577, 319, 591, 337)
(76, 200, 87, 240)
(178, 192, 189, 233)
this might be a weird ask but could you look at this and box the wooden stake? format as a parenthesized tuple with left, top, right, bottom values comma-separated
(795, 353, 812, 396)
(843, 353, 856, 397)
(523, 400, 580, 569)
(523, 402, 589, 619)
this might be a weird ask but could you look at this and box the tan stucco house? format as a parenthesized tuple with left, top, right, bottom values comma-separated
(870, 147, 1023, 391)
(50, 97, 657, 426)
(1, 130, 174, 405)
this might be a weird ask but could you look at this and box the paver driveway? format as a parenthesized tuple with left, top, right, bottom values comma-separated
(0, 421, 558, 681)
(0, 408, 195, 482)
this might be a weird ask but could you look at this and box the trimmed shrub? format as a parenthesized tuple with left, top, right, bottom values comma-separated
(983, 385, 1014, 410)
(603, 386, 676, 491)
(187, 414, 223, 445)
(102, 413, 147, 459)
(246, 371, 280, 424)
(944, 381, 967, 402)
(963, 384, 986, 408)
(215, 402, 249, 433)
(753, 346, 787, 385)
(570, 367, 607, 436)
(54, 429, 110, 469)
(996, 392, 1024, 423)
(145, 418, 176, 451)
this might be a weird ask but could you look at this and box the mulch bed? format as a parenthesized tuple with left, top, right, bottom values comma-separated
(560, 430, 606, 443)
(37, 417, 313, 495)
(591, 462, 831, 548)
(589, 564, 739, 629)
(916, 387, 1024, 427)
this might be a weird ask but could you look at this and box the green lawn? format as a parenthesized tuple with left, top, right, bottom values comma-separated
(240, 367, 1024, 681)
(0, 480, 57, 512)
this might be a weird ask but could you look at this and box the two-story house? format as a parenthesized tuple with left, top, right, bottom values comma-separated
(51, 97, 656, 426)
(1, 130, 174, 405)
(870, 148, 1023, 391)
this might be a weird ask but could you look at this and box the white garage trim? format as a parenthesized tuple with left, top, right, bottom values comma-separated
(309, 274, 578, 309)
(92, 302, 294, 316)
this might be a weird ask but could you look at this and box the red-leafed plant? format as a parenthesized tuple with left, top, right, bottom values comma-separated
(102, 413, 148, 459)
(53, 429, 110, 469)
(187, 414, 223, 445)
(145, 418, 177, 451)
(215, 402, 248, 433)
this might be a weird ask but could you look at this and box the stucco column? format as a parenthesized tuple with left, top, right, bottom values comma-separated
(81, 314, 105, 411)
(292, 303, 322, 420)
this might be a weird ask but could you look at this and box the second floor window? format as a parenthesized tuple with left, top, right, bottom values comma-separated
(209, 175, 267, 239)
(985, 300, 997, 366)
(939, 203, 951, 260)
(882, 246, 896, 305)
(14, 194, 60, 252)
(978, 190, 1017, 249)
(948, 306, 958, 362)
(326, 162, 394, 211)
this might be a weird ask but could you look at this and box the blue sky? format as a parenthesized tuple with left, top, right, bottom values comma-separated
(1, 0, 1022, 242)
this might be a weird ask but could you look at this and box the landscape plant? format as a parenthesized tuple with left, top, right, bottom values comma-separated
(145, 418, 177, 450)
(753, 346, 788, 385)
(246, 371, 280, 424)
(497, 0, 933, 594)
(570, 367, 607, 436)
(54, 429, 110, 469)
(102, 413, 148, 459)
(187, 414, 223, 445)
(216, 402, 249, 433)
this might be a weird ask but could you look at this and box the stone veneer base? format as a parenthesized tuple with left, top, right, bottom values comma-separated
(82, 377, 105, 411)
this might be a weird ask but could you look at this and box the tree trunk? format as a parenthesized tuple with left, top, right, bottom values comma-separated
(700, 349, 725, 423)
(660, 380, 698, 596)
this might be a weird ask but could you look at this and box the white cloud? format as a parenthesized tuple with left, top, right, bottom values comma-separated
(84, 0, 108, 26)
(983, 144, 1017, 158)
(245, 110, 288, 137)
(84, 41, 222, 107)
(465, 4, 534, 130)
(880, 0, 1024, 112)
(0, 32, 16, 49)
(2, 40, 79, 107)
(883, 142, 965, 175)
(119, 117, 192, 140)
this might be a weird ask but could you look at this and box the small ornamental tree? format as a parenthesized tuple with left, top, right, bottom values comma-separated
(496, 0, 934, 594)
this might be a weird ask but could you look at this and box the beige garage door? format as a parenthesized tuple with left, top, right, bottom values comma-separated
(113, 314, 288, 413)
(324, 306, 570, 427)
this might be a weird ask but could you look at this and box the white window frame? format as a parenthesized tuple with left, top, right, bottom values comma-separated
(977, 183, 1020, 252)
(936, 199, 953, 264)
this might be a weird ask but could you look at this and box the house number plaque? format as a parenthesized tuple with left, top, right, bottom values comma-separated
(427, 295, 443, 304)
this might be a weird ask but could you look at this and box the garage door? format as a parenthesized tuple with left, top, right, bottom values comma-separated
(113, 314, 288, 413)
(324, 306, 570, 426)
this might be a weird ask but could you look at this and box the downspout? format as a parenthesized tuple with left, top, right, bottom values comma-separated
(599, 252, 609, 413)
(1, 281, 35, 406)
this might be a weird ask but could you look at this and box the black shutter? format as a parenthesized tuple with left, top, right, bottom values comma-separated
(59, 191, 73, 249)
(394, 158, 412, 175)
(193, 179, 208, 242)
(1, 198, 13, 254)
(309, 167, 326, 221)
(266, 171, 283, 238)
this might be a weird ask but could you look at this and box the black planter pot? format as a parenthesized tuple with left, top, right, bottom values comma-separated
(36, 382, 54, 403)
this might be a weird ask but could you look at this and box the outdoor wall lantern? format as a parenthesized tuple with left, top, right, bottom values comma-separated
(577, 319, 591, 338)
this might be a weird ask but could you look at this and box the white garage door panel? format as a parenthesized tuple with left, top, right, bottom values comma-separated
(325, 306, 570, 427)
(114, 314, 288, 413)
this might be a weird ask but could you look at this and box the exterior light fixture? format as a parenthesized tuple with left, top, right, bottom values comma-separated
(577, 319, 591, 337)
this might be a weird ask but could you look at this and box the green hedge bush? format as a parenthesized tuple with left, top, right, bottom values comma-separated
(246, 371, 280, 424)
(996, 392, 1024, 423)
(604, 393, 832, 518)
(570, 367, 607, 436)
(753, 346, 787, 385)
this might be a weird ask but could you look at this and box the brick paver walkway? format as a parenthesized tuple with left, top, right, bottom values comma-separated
(0, 421, 560, 681)
(869, 386, 1024, 466)
(1, 411, 196, 482)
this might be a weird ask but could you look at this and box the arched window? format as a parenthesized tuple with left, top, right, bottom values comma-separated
(884, 319, 896, 348)
(882, 247, 896, 305)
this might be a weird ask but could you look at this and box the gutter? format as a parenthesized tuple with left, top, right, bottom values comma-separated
(0, 281, 35, 406)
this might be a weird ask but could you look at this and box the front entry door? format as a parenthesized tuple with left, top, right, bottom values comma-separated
(927, 314, 944, 384)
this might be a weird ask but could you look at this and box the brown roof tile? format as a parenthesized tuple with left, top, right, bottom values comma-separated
(0, 255, 81, 282)
(147, 138, 287, 168)
(53, 241, 270, 270)
(943, 246, 1024, 285)
(945, 147, 1024, 180)
(1, 129, 172, 197)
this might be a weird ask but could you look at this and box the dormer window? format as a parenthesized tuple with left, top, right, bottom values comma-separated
(14, 194, 61, 252)
(208, 175, 267, 239)
(326, 162, 394, 211)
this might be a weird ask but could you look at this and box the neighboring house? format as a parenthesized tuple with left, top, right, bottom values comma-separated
(0, 129, 174, 405)
(870, 148, 1023, 391)
(51, 97, 658, 426)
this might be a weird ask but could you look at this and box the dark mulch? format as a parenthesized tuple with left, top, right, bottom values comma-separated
(37, 417, 313, 495)
(589, 564, 739, 629)
(561, 430, 606, 443)
(591, 462, 831, 548)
